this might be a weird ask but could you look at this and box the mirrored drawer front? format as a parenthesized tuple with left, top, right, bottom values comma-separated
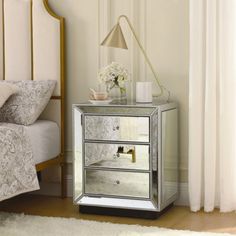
(85, 143, 149, 170)
(85, 170, 150, 199)
(84, 116, 149, 142)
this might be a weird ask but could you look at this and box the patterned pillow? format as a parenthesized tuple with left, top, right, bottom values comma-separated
(0, 82, 19, 108)
(0, 80, 56, 125)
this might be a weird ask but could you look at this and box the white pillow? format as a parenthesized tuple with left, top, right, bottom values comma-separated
(0, 82, 19, 108)
(0, 80, 56, 125)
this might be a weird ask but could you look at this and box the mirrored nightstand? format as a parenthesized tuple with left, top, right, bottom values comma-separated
(73, 100, 178, 218)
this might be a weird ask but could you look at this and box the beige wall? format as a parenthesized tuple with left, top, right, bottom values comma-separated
(49, 0, 189, 182)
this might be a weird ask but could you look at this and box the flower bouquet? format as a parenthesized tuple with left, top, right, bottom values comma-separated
(98, 62, 130, 99)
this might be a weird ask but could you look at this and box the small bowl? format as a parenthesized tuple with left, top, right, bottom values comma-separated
(93, 92, 108, 100)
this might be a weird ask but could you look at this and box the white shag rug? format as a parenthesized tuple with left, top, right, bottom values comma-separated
(0, 212, 233, 236)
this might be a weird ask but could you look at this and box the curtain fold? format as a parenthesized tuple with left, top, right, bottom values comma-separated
(189, 0, 236, 212)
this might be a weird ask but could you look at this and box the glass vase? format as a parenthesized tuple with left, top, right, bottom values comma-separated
(110, 85, 127, 101)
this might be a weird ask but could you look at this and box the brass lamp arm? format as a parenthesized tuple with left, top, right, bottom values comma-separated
(118, 15, 164, 97)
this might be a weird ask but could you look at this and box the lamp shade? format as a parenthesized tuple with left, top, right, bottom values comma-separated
(101, 23, 128, 49)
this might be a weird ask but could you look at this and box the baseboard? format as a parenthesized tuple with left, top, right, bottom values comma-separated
(34, 177, 189, 206)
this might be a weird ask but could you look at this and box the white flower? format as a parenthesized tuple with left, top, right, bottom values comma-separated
(98, 62, 130, 91)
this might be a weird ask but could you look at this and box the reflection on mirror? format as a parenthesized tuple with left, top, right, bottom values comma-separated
(85, 170, 150, 198)
(152, 170, 158, 204)
(85, 143, 149, 170)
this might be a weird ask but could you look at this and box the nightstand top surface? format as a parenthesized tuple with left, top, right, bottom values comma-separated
(73, 99, 177, 108)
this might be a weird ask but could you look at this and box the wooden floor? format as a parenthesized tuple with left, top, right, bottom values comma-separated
(1, 194, 236, 234)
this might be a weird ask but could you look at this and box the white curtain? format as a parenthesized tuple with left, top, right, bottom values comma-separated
(189, 0, 236, 212)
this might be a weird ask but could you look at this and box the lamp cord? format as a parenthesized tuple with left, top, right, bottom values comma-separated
(153, 86, 171, 103)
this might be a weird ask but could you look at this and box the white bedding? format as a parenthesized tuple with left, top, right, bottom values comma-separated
(25, 120, 60, 164)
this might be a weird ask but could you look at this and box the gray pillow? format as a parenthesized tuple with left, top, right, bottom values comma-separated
(0, 80, 56, 125)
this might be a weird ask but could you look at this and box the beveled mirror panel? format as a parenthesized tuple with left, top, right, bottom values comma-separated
(161, 109, 178, 204)
(78, 106, 156, 116)
(85, 170, 150, 198)
(85, 143, 149, 170)
(151, 112, 158, 171)
(85, 116, 149, 142)
(73, 108, 83, 201)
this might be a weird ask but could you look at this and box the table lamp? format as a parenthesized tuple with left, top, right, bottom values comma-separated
(101, 15, 170, 102)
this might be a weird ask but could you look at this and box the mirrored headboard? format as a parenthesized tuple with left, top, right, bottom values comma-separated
(0, 0, 65, 156)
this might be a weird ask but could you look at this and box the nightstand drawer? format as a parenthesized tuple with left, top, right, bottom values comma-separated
(85, 170, 149, 198)
(84, 116, 149, 142)
(85, 143, 150, 170)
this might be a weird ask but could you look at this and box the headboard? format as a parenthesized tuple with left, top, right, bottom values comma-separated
(0, 0, 65, 157)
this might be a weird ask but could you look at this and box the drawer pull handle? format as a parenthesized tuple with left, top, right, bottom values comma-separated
(116, 180, 120, 185)
(113, 126, 120, 131)
(113, 153, 120, 159)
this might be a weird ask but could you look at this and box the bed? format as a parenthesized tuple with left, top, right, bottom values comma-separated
(0, 0, 65, 201)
